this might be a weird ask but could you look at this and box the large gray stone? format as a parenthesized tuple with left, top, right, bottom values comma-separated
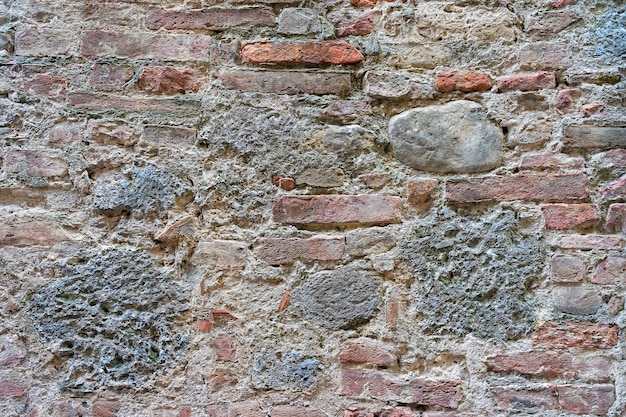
(291, 265, 381, 330)
(388, 100, 503, 173)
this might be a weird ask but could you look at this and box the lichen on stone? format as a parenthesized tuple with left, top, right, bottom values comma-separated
(402, 208, 544, 340)
(30, 247, 190, 390)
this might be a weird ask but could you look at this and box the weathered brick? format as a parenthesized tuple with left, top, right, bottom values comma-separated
(581, 103, 604, 117)
(556, 88, 581, 112)
(519, 153, 584, 170)
(22, 74, 67, 97)
(386, 296, 398, 330)
(532, 321, 618, 349)
(407, 178, 438, 205)
(272, 195, 402, 227)
(364, 71, 410, 99)
(553, 286, 603, 315)
(295, 167, 345, 187)
(556, 385, 615, 415)
(526, 10, 581, 35)
(4, 149, 68, 177)
(519, 42, 571, 70)
(322, 100, 371, 118)
(138, 66, 201, 95)
(605, 203, 626, 233)
(383, 43, 452, 70)
(590, 257, 626, 285)
(339, 338, 397, 367)
(359, 174, 391, 190)
(253, 236, 345, 265)
(345, 409, 415, 417)
(198, 319, 213, 333)
(497, 72, 556, 92)
(220, 70, 351, 95)
(14, 27, 73, 57)
(559, 234, 622, 250)
(422, 413, 479, 417)
(608, 295, 624, 316)
(211, 332, 236, 362)
(92, 400, 121, 417)
(553, 0, 575, 7)
(600, 175, 626, 201)
(435, 71, 492, 93)
(0, 381, 29, 397)
(567, 72, 621, 86)
(88, 120, 138, 146)
(550, 255, 585, 283)
(328, 10, 380, 37)
(277, 8, 323, 35)
(563, 125, 626, 149)
(240, 40, 364, 65)
(603, 149, 626, 167)
(351, 0, 376, 6)
(272, 176, 296, 191)
(68, 93, 200, 116)
(340, 369, 461, 408)
(142, 125, 196, 147)
(445, 174, 589, 203)
(492, 385, 558, 412)
(541, 204, 600, 230)
(271, 406, 325, 417)
(81, 30, 212, 61)
(146, 6, 275, 30)
(90, 63, 134, 92)
(229, 401, 264, 417)
(193, 240, 247, 270)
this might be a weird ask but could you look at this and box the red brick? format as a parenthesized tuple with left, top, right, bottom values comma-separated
(253, 236, 345, 265)
(220, 70, 351, 95)
(81, 30, 212, 61)
(351, 0, 376, 5)
(328, 10, 380, 37)
(22, 74, 67, 97)
(194, 240, 247, 270)
(198, 320, 213, 333)
(550, 255, 585, 283)
(435, 71, 492, 93)
(590, 257, 626, 285)
(556, 88, 581, 112)
(211, 332, 236, 362)
(606, 203, 626, 233)
(519, 153, 583, 170)
(4, 149, 68, 177)
(407, 178, 438, 205)
(600, 174, 626, 201)
(240, 40, 364, 65)
(178, 407, 191, 417)
(526, 10, 581, 35)
(608, 295, 624, 315)
(559, 234, 622, 250)
(271, 406, 325, 417)
(532, 321, 618, 349)
(557, 385, 615, 415)
(497, 72, 556, 92)
(445, 174, 589, 203)
(14, 27, 72, 57)
(277, 291, 290, 313)
(90, 63, 134, 92)
(339, 338, 397, 367)
(146, 6, 275, 30)
(272, 176, 296, 191)
(541, 204, 600, 230)
(272, 195, 402, 227)
(68, 92, 200, 115)
(138, 66, 201, 95)
(0, 381, 28, 397)
(519, 42, 571, 70)
(322, 100, 371, 118)
(359, 174, 391, 190)
(340, 369, 461, 408)
(581, 102, 604, 117)
(492, 385, 558, 412)
(92, 401, 121, 417)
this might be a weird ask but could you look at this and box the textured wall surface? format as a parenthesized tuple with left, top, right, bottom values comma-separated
(0, 0, 625, 416)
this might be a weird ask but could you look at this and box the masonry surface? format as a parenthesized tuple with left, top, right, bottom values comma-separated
(0, 0, 625, 416)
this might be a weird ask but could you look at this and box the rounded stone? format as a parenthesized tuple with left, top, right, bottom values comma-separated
(388, 100, 503, 173)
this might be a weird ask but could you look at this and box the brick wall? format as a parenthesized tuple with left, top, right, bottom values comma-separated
(0, 0, 625, 416)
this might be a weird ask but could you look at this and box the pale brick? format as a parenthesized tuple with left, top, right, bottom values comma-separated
(519, 42, 572, 70)
(90, 63, 134, 92)
(541, 204, 600, 230)
(553, 286, 603, 315)
(220, 70, 351, 95)
(550, 255, 585, 283)
(14, 27, 73, 57)
(492, 385, 558, 412)
(590, 257, 626, 285)
(146, 6, 275, 30)
(253, 236, 345, 265)
(526, 10, 581, 35)
(4, 149, 68, 178)
(605, 203, 626, 233)
(0, 222, 71, 247)
(519, 153, 584, 170)
(194, 240, 247, 270)
(559, 234, 622, 250)
(138, 66, 201, 95)
(68, 93, 200, 116)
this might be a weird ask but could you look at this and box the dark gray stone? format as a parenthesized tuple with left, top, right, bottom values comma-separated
(252, 349, 321, 390)
(388, 100, 503, 173)
(277, 8, 323, 35)
(595, 8, 626, 57)
(553, 287, 602, 316)
(30, 247, 189, 390)
(290, 265, 381, 330)
(402, 208, 544, 340)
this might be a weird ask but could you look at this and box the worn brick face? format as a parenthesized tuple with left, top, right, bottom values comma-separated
(541, 204, 600, 230)
(146, 7, 276, 30)
(253, 236, 345, 265)
(532, 321, 618, 349)
(240, 40, 364, 65)
(138, 66, 201, 95)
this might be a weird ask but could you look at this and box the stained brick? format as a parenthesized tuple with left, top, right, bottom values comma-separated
(90, 63, 134, 92)
(435, 71, 492, 93)
(220, 70, 351, 95)
(559, 234, 622, 250)
(557, 385, 615, 415)
(211, 332, 236, 362)
(553, 286, 603, 315)
(328, 10, 380, 37)
(563, 125, 626, 149)
(407, 178, 438, 205)
(532, 321, 618, 349)
(519, 153, 584, 170)
(339, 338, 397, 367)
(600, 175, 626, 201)
(92, 401, 121, 417)
(445, 174, 589, 203)
(0, 222, 72, 247)
(146, 6, 275, 30)
(138, 66, 201, 95)
(492, 385, 558, 412)
(0, 381, 29, 397)
(581, 103, 604, 117)
(590, 257, 626, 285)
(525, 10, 581, 35)
(605, 203, 626, 233)
(519, 42, 571, 70)
(68, 93, 200, 116)
(322, 100, 371, 118)
(88, 120, 138, 146)
(556, 89, 581, 112)
(271, 406, 325, 417)
(81, 30, 212, 61)
(550, 255, 585, 283)
(497, 72, 556, 91)
(14, 27, 73, 57)
(541, 204, 600, 230)
(22, 74, 67, 97)
(4, 149, 68, 178)
(253, 236, 345, 265)
(240, 40, 364, 65)
(340, 369, 461, 408)
(277, 8, 323, 35)
(193, 240, 247, 270)
(360, 174, 391, 190)
(272, 195, 402, 227)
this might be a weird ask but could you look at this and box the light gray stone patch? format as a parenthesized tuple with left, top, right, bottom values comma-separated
(252, 349, 321, 390)
(277, 8, 323, 35)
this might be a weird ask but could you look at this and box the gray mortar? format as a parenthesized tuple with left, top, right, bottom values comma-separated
(402, 208, 545, 341)
(30, 247, 190, 391)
